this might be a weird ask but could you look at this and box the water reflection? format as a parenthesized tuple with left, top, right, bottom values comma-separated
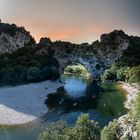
(45, 75, 127, 120)
(45, 75, 103, 112)
(0, 75, 128, 140)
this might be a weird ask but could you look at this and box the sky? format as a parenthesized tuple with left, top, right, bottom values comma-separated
(0, 0, 140, 43)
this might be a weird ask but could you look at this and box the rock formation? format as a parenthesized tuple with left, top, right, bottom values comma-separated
(0, 22, 132, 79)
(37, 30, 129, 79)
(0, 22, 35, 53)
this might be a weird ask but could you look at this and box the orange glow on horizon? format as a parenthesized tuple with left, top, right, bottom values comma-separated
(25, 23, 108, 43)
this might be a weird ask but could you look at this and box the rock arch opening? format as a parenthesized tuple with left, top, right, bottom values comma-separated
(63, 63, 91, 78)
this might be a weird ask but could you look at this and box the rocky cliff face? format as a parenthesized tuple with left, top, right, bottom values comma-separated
(0, 22, 132, 79)
(37, 30, 130, 79)
(0, 22, 35, 53)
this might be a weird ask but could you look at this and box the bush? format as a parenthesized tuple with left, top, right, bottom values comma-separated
(116, 67, 126, 81)
(38, 114, 100, 140)
(128, 66, 140, 84)
(65, 65, 88, 75)
(101, 120, 118, 140)
(44, 67, 60, 80)
(26, 66, 42, 82)
(102, 64, 140, 84)
(0, 45, 60, 85)
(133, 92, 140, 118)
(0, 65, 27, 85)
(0, 67, 17, 84)
(70, 114, 100, 140)
(38, 121, 69, 140)
(101, 64, 117, 81)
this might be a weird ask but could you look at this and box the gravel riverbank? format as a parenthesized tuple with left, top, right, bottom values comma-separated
(0, 80, 63, 125)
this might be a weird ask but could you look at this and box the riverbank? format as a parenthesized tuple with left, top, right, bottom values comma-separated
(0, 80, 64, 126)
(0, 79, 138, 126)
(116, 83, 140, 139)
(120, 82, 140, 110)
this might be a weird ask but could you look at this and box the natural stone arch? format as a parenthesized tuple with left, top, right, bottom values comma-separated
(55, 56, 102, 79)
(61, 61, 91, 77)
(37, 31, 130, 80)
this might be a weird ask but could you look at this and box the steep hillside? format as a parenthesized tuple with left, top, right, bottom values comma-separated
(37, 30, 130, 79)
(0, 22, 139, 85)
(0, 22, 35, 53)
(101, 34, 140, 84)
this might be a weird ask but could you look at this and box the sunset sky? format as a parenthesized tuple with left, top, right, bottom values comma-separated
(0, 0, 140, 43)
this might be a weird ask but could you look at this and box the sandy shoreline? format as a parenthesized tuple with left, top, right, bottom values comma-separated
(0, 80, 64, 125)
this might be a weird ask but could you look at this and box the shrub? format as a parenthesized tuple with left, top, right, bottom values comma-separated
(65, 65, 88, 75)
(102, 64, 140, 84)
(128, 66, 140, 84)
(70, 114, 100, 140)
(0, 67, 17, 84)
(38, 121, 69, 140)
(133, 92, 140, 118)
(38, 114, 100, 140)
(116, 67, 126, 81)
(26, 66, 42, 82)
(101, 120, 118, 140)
(101, 64, 117, 81)
(44, 67, 60, 80)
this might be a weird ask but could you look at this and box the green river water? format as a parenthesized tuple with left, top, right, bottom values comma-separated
(0, 74, 127, 140)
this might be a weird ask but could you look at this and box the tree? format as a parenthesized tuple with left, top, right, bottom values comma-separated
(70, 114, 100, 140)
(101, 64, 118, 81)
(38, 114, 100, 140)
(116, 67, 126, 81)
(0, 67, 16, 84)
(101, 120, 118, 140)
(38, 121, 70, 140)
(26, 66, 42, 82)
(128, 65, 140, 84)
(44, 67, 60, 80)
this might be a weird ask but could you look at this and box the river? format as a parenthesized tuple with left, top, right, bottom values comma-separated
(0, 74, 127, 140)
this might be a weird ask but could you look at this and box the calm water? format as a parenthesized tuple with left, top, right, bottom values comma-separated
(0, 74, 127, 140)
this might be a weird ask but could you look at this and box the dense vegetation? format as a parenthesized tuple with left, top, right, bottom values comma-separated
(101, 120, 118, 140)
(102, 36, 140, 84)
(64, 64, 89, 76)
(0, 23, 22, 37)
(101, 92, 140, 140)
(38, 114, 100, 140)
(101, 64, 140, 84)
(0, 46, 60, 85)
(0, 25, 139, 85)
(39, 92, 140, 140)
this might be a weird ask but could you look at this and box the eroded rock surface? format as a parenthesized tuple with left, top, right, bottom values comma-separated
(0, 22, 35, 53)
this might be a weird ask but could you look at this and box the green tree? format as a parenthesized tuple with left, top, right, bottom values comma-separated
(101, 64, 118, 81)
(116, 67, 126, 81)
(70, 114, 100, 140)
(26, 66, 42, 82)
(44, 67, 60, 80)
(38, 121, 70, 140)
(0, 67, 16, 84)
(128, 66, 140, 84)
(101, 120, 118, 140)
(38, 114, 100, 140)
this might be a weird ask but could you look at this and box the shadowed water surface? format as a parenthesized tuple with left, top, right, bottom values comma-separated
(0, 74, 127, 140)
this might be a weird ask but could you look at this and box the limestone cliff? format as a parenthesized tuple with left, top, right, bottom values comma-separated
(0, 22, 35, 53)
(37, 30, 130, 79)
(0, 22, 135, 80)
